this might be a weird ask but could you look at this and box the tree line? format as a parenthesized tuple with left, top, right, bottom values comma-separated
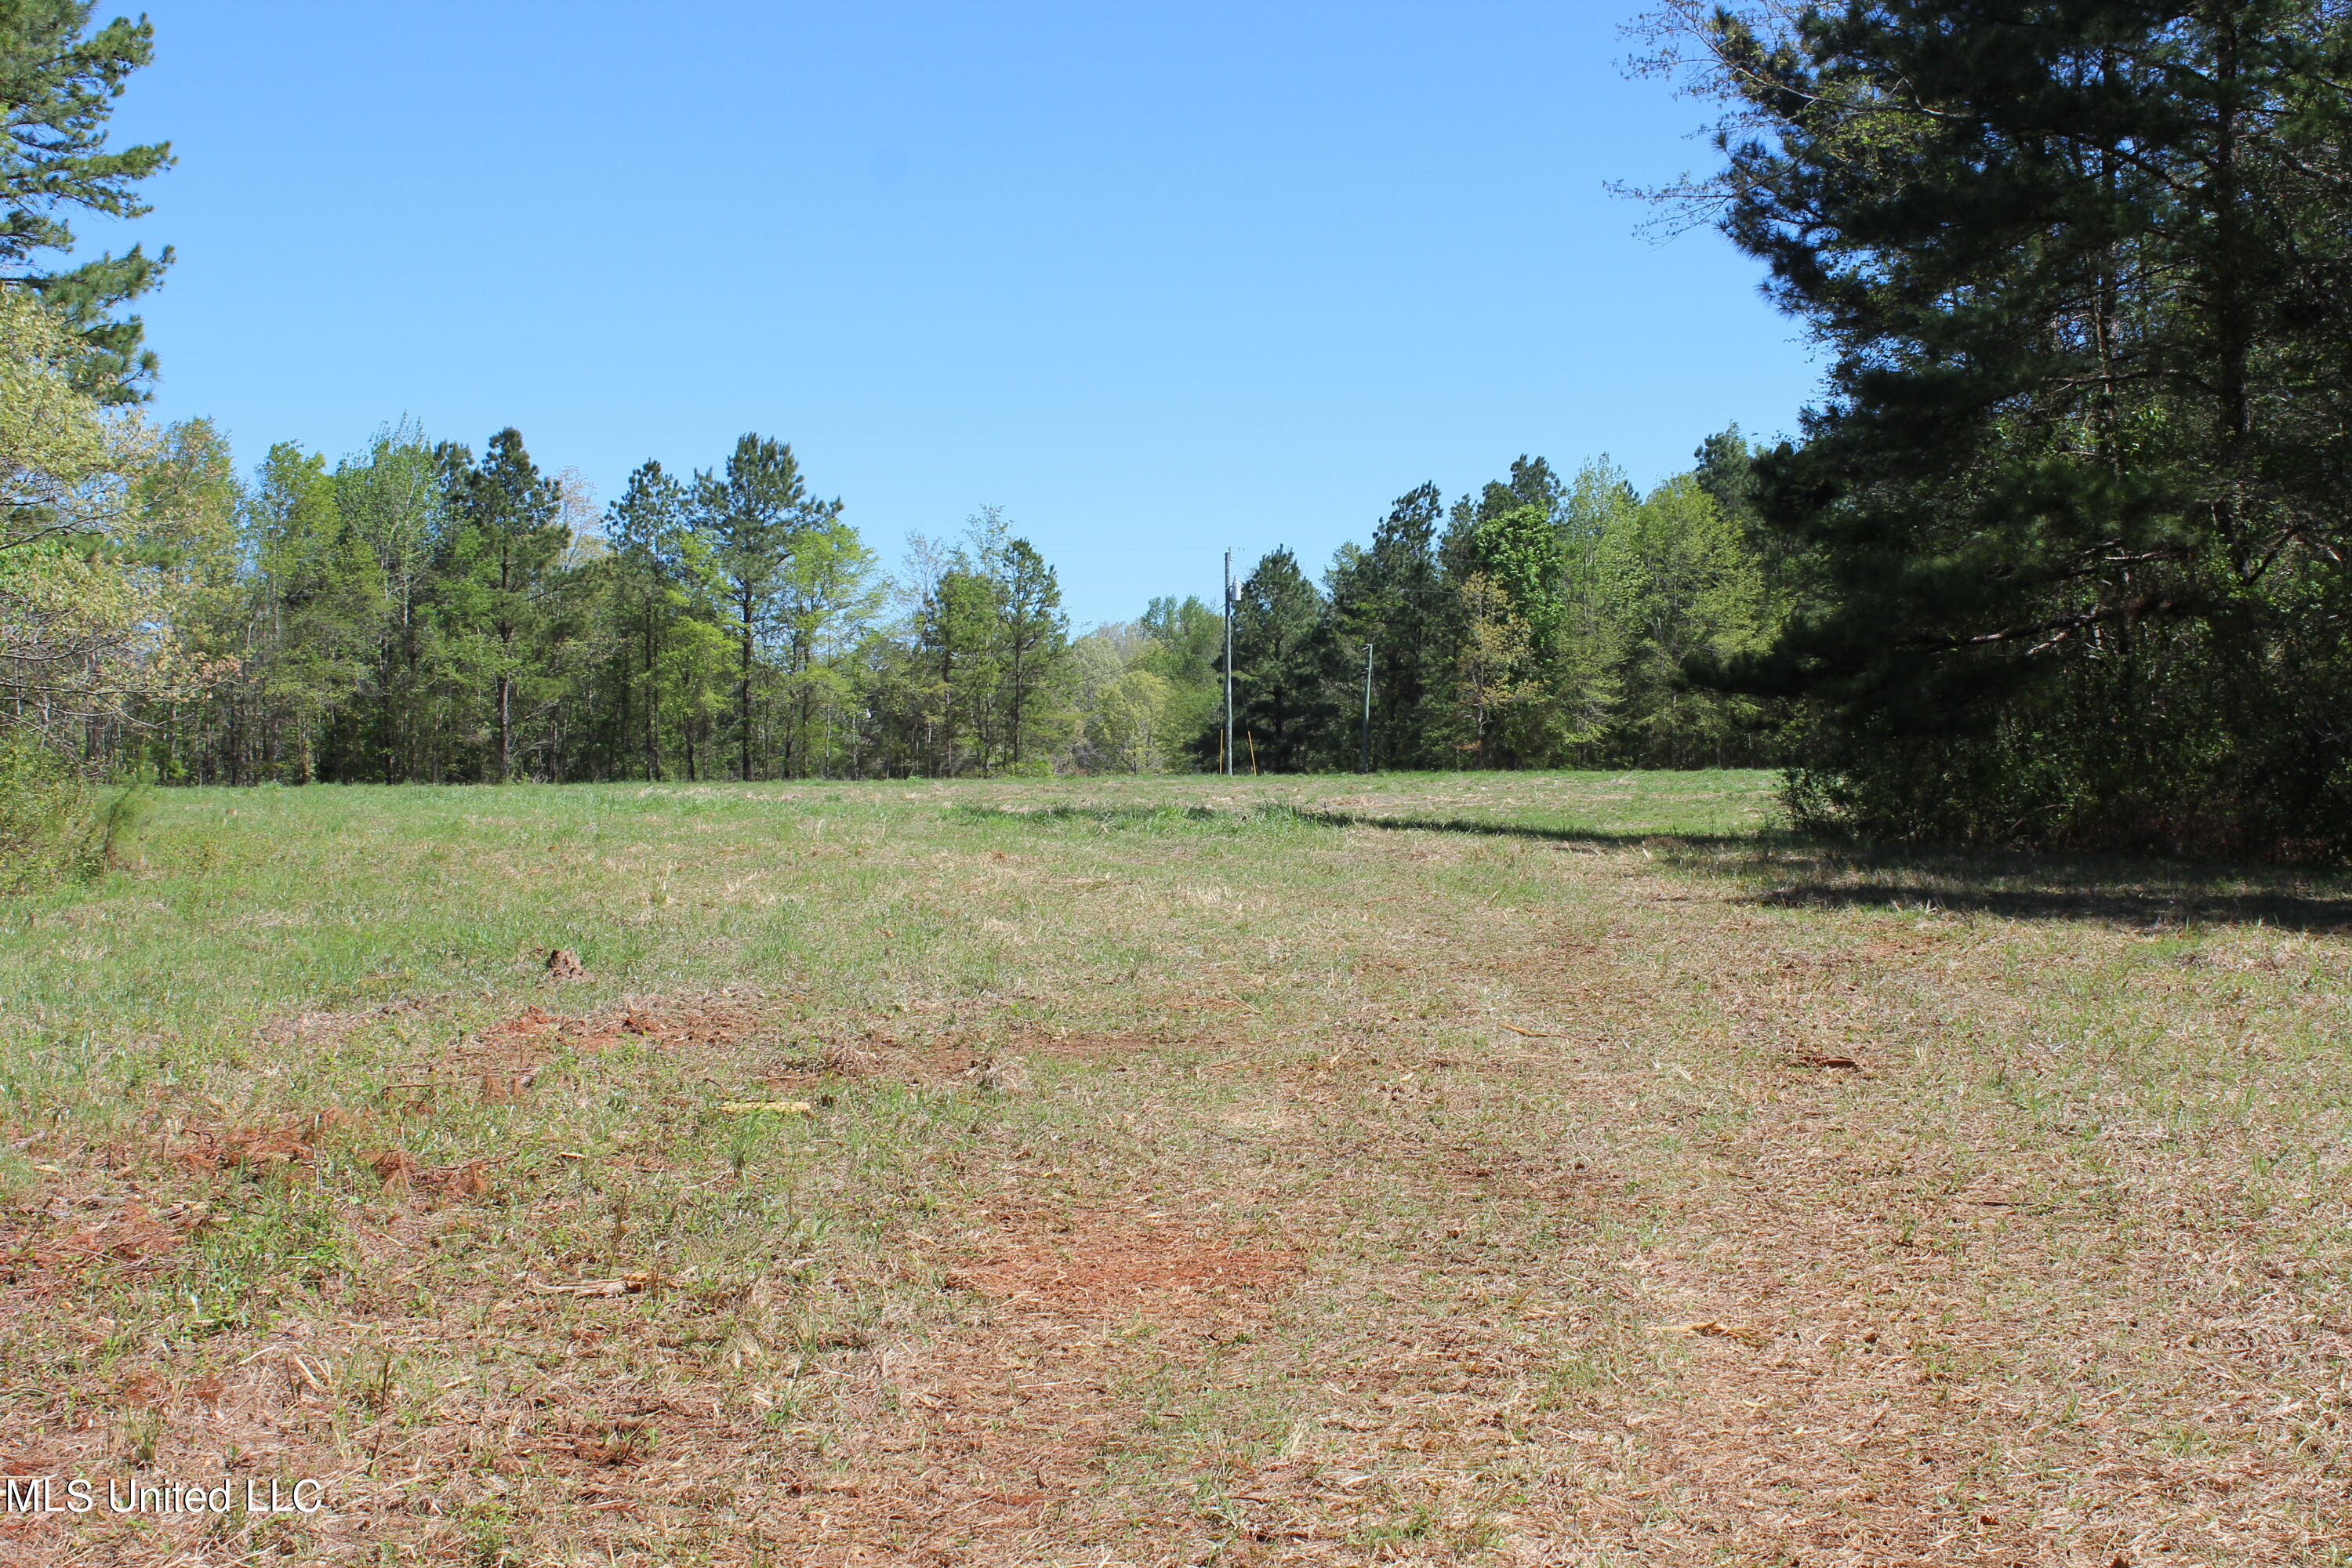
(27, 406, 1784, 787)
(1204, 439, 1777, 773)
(113, 426, 1099, 786)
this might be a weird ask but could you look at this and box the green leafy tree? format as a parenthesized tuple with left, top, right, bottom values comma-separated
(662, 601, 735, 782)
(1, 284, 178, 744)
(847, 615, 927, 779)
(1431, 457, 1573, 763)
(332, 423, 442, 780)
(1136, 594, 1221, 684)
(887, 511, 1065, 777)
(1461, 503, 1574, 764)
(1423, 456, 1635, 768)
(1134, 594, 1223, 758)
(1555, 460, 1637, 757)
(1, 1, 174, 398)
(920, 564, 1003, 775)
(1595, 475, 1771, 767)
(245, 442, 382, 782)
(1448, 571, 1543, 764)
(774, 504, 876, 778)
(1689, 421, 1797, 652)
(130, 416, 238, 780)
(1088, 666, 1175, 774)
(533, 510, 624, 785)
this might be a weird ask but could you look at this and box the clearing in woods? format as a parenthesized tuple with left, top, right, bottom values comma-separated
(0, 771, 2346, 1566)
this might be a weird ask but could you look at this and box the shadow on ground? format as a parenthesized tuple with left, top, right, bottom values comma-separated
(1308, 810, 2352, 934)
(1298, 809, 1751, 851)
(1740, 869, 2352, 934)
(956, 800, 2352, 933)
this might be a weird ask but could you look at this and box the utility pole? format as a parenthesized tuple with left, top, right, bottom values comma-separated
(1223, 550, 1236, 777)
(1359, 639, 1374, 775)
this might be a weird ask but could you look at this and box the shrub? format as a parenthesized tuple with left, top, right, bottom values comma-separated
(0, 727, 100, 891)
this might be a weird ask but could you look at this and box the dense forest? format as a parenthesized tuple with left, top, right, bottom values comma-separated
(15, 0, 2352, 871)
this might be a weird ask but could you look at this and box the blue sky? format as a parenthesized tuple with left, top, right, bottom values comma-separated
(97, 1, 1820, 626)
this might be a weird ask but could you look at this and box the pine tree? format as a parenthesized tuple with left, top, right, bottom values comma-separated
(437, 431, 566, 783)
(0, 2, 174, 397)
(1328, 483, 1443, 768)
(1664, 0, 2352, 852)
(991, 536, 1069, 771)
(1692, 426, 1758, 535)
(695, 435, 826, 780)
(606, 461, 687, 779)
(1224, 547, 1334, 772)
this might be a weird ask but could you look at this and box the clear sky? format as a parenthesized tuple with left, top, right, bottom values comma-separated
(96, 1, 1820, 626)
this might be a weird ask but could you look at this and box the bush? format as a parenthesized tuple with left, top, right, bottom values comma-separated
(0, 728, 101, 892)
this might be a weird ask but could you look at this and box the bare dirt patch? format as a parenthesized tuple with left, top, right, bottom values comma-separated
(946, 1209, 1302, 1326)
(739, 1210, 1308, 1564)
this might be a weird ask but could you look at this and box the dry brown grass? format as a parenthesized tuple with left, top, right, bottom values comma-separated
(0, 775, 2345, 1564)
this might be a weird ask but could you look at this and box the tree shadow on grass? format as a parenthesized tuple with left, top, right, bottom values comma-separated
(957, 802, 1695, 842)
(1301, 809, 2352, 935)
(949, 802, 1329, 834)
(1730, 851, 2352, 935)
(1294, 809, 1755, 851)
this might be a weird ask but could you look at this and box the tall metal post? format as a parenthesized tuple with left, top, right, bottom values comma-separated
(1359, 639, 1374, 775)
(1222, 550, 1236, 777)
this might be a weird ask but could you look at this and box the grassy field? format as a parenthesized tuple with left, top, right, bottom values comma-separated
(1, 771, 2347, 1566)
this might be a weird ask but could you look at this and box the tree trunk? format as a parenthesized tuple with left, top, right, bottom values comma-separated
(497, 672, 513, 783)
(644, 612, 661, 781)
(739, 605, 754, 782)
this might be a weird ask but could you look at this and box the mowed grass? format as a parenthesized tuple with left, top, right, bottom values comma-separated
(1, 771, 2347, 1566)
